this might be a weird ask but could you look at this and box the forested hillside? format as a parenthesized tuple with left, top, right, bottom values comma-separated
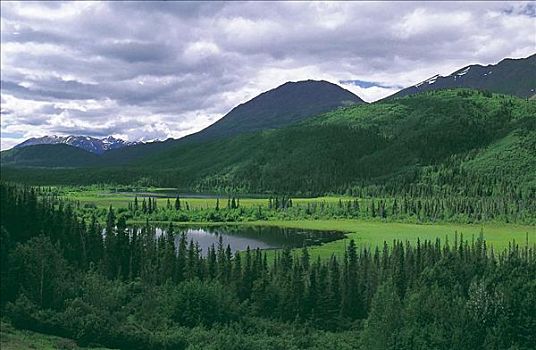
(3, 89, 535, 199)
(1, 144, 100, 168)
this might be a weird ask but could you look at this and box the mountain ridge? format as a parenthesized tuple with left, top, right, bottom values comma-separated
(186, 79, 365, 141)
(2, 54, 535, 194)
(73, 79, 366, 166)
(14, 135, 141, 154)
(388, 54, 536, 99)
(2, 144, 99, 167)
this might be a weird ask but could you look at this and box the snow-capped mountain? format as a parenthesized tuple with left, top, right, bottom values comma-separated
(14, 135, 141, 154)
(389, 54, 535, 99)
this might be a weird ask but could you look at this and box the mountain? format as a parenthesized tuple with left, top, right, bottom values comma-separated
(1, 144, 99, 167)
(389, 54, 536, 99)
(14, 135, 141, 154)
(3, 89, 534, 195)
(125, 89, 535, 193)
(70, 79, 366, 166)
(187, 79, 365, 140)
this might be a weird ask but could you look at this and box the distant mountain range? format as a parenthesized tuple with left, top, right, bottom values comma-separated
(2, 144, 99, 167)
(3, 54, 534, 193)
(11, 79, 363, 153)
(14, 135, 141, 154)
(90, 80, 365, 166)
(389, 54, 535, 99)
(3, 88, 534, 195)
(10, 55, 534, 154)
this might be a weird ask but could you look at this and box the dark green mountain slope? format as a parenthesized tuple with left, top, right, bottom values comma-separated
(186, 79, 364, 141)
(2, 89, 534, 195)
(389, 54, 535, 99)
(0, 144, 99, 168)
(136, 89, 534, 193)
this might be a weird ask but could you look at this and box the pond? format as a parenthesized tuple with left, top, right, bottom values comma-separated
(147, 225, 345, 254)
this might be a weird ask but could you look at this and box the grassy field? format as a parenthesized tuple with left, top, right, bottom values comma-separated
(63, 188, 349, 209)
(128, 219, 535, 259)
(0, 322, 112, 350)
(62, 188, 535, 258)
(249, 220, 535, 258)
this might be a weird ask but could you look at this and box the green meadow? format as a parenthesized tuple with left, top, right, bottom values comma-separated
(251, 219, 535, 258)
(64, 188, 535, 257)
(132, 219, 534, 258)
(64, 188, 348, 209)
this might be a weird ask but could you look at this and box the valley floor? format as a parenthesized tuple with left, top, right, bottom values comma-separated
(62, 188, 536, 256)
(250, 220, 535, 257)
(128, 219, 535, 258)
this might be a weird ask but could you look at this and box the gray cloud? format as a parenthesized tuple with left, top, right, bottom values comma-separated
(1, 1, 535, 150)
(1, 79, 98, 100)
(94, 41, 176, 63)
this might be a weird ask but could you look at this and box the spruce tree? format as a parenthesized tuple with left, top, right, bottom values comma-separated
(175, 195, 181, 211)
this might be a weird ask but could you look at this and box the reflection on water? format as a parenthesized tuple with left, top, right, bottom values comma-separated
(144, 225, 345, 254)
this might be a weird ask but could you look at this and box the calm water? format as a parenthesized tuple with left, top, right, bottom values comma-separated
(146, 225, 345, 254)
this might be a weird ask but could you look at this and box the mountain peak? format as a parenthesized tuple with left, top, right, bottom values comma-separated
(14, 135, 141, 154)
(389, 53, 536, 99)
(189, 79, 365, 141)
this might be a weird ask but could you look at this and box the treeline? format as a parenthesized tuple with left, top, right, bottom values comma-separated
(126, 195, 243, 214)
(346, 165, 535, 200)
(193, 157, 536, 201)
(1, 183, 535, 349)
(81, 192, 535, 225)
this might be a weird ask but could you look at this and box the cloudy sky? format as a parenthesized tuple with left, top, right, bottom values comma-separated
(1, 1, 535, 150)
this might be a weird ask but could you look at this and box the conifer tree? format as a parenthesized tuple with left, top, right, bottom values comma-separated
(176, 232, 187, 282)
(104, 206, 117, 278)
(175, 195, 181, 211)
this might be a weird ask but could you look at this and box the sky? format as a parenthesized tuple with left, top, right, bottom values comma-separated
(1, 1, 535, 150)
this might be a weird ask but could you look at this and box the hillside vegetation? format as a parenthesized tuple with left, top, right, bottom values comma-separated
(2, 89, 535, 197)
(0, 321, 112, 350)
(1, 144, 99, 168)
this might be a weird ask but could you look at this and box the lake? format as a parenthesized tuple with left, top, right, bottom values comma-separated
(146, 225, 346, 254)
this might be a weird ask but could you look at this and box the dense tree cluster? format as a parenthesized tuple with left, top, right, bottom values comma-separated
(1, 182, 535, 349)
(107, 190, 535, 224)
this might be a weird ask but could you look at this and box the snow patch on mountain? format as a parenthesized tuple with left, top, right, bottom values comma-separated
(415, 74, 440, 88)
(454, 67, 470, 76)
(14, 135, 142, 154)
(426, 75, 439, 84)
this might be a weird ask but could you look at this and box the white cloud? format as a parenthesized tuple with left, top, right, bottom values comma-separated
(183, 41, 220, 62)
(0, 137, 21, 151)
(8, 1, 95, 21)
(342, 85, 400, 103)
(394, 8, 473, 39)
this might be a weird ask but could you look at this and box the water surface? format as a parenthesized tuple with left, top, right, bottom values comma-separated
(149, 225, 345, 254)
